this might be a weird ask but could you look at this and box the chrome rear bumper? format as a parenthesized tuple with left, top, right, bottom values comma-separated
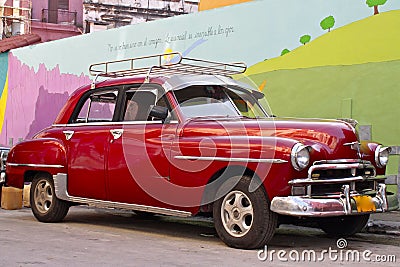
(271, 183, 389, 217)
(0, 171, 5, 184)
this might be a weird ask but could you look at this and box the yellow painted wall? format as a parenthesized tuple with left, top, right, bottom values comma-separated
(198, 0, 252, 11)
(0, 76, 8, 135)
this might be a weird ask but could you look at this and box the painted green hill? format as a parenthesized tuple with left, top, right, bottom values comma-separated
(241, 10, 400, 178)
(246, 10, 400, 75)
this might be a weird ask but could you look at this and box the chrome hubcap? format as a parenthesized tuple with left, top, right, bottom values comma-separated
(221, 190, 254, 237)
(34, 179, 53, 214)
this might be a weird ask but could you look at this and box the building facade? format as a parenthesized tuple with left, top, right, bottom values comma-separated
(83, 0, 198, 33)
(1, 0, 83, 42)
(31, 0, 83, 42)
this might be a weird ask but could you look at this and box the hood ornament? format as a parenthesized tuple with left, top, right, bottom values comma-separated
(344, 141, 362, 158)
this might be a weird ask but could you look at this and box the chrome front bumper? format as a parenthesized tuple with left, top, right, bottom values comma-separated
(271, 183, 389, 217)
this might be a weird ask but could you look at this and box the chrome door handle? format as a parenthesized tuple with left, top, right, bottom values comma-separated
(110, 129, 124, 140)
(63, 131, 74, 140)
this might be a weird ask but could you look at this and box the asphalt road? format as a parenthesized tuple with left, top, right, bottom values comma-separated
(1, 206, 399, 266)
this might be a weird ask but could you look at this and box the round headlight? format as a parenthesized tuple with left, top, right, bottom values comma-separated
(291, 143, 310, 171)
(375, 145, 391, 168)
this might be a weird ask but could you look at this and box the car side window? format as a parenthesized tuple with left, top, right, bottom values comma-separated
(123, 90, 157, 121)
(75, 90, 118, 123)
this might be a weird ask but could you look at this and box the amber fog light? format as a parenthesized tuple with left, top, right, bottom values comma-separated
(291, 186, 306, 196)
(375, 145, 391, 168)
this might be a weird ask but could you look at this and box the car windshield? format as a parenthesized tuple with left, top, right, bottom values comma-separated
(173, 85, 269, 119)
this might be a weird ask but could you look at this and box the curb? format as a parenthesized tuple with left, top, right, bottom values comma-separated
(365, 220, 400, 236)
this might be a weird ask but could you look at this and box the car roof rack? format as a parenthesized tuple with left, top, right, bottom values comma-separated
(89, 52, 247, 85)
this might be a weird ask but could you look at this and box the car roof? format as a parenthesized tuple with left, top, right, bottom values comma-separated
(91, 74, 259, 94)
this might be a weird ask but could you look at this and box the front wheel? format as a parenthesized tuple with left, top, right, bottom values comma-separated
(30, 173, 70, 222)
(213, 176, 277, 249)
(318, 214, 370, 237)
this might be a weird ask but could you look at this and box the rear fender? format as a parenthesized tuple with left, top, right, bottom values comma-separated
(6, 138, 67, 188)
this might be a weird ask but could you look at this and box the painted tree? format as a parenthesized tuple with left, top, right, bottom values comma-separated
(366, 0, 387, 15)
(281, 48, 290, 56)
(300, 35, 311, 45)
(320, 16, 335, 32)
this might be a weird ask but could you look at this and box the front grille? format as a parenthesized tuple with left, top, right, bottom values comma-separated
(311, 183, 342, 195)
(311, 167, 375, 180)
(291, 160, 379, 197)
(310, 180, 378, 196)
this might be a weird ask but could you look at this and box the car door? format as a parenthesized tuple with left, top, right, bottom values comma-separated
(63, 88, 119, 200)
(107, 86, 178, 208)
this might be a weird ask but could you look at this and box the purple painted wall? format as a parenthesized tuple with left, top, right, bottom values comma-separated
(0, 53, 90, 145)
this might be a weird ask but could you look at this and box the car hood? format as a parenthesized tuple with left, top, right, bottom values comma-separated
(179, 117, 359, 157)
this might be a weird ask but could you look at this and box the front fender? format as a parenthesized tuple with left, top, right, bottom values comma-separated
(6, 138, 67, 188)
(360, 141, 386, 175)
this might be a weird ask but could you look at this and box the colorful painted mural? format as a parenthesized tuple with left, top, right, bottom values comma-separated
(0, 0, 399, 175)
(198, 0, 253, 11)
(2, 54, 90, 145)
(0, 53, 8, 137)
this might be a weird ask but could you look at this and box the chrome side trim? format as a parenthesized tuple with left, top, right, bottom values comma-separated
(53, 173, 192, 218)
(53, 121, 178, 128)
(53, 121, 164, 128)
(7, 163, 64, 168)
(174, 155, 288, 164)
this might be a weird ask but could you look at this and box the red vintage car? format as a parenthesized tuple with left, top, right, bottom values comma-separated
(4, 53, 396, 249)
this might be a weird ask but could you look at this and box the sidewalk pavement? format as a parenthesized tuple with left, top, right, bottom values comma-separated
(366, 210, 400, 235)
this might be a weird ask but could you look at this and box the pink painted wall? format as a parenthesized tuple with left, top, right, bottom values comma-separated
(31, 0, 47, 22)
(31, 22, 82, 42)
(0, 53, 91, 145)
(70, 0, 83, 27)
(30, 0, 83, 42)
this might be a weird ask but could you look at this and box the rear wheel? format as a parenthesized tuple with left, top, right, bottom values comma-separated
(213, 176, 277, 249)
(30, 173, 70, 222)
(318, 214, 370, 237)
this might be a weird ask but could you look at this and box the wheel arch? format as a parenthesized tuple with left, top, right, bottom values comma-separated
(200, 165, 267, 213)
(24, 170, 52, 183)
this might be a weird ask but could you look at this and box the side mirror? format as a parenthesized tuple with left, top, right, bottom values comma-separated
(149, 105, 169, 121)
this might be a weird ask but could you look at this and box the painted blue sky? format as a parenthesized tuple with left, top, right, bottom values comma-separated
(11, 0, 400, 74)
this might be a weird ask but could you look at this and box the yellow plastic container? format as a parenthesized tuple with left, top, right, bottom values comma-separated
(1, 186, 23, 210)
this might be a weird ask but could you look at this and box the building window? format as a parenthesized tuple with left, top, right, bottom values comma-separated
(58, 0, 69, 10)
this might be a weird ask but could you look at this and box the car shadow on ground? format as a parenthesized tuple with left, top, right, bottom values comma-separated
(60, 206, 366, 250)
(16, 206, 396, 250)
